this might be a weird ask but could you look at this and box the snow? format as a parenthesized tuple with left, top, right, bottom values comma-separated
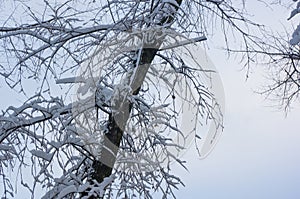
(56, 76, 85, 84)
(159, 36, 207, 51)
(57, 185, 77, 199)
(77, 183, 90, 193)
(290, 24, 300, 45)
(0, 0, 228, 198)
(77, 78, 95, 95)
(289, 0, 300, 45)
(162, 0, 179, 7)
(95, 86, 113, 106)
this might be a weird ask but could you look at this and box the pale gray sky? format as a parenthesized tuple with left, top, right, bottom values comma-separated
(173, 2, 300, 198)
(1, 1, 300, 199)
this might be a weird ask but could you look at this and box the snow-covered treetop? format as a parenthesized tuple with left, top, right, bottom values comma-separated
(2, 0, 291, 198)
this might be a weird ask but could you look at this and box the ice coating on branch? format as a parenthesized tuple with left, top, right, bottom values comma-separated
(0, 0, 229, 197)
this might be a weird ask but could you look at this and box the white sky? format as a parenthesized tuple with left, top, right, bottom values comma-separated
(173, 2, 300, 199)
(1, 1, 300, 199)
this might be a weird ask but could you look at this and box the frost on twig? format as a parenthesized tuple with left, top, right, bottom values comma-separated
(0, 0, 266, 198)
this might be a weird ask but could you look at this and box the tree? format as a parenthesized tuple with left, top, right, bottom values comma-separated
(235, 0, 300, 111)
(269, 0, 300, 110)
(0, 0, 276, 198)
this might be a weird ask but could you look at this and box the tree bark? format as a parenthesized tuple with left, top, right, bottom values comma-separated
(87, 1, 183, 198)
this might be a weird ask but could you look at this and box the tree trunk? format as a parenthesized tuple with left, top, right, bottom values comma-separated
(87, 1, 183, 198)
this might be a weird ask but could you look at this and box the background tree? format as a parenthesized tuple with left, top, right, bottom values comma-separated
(233, 0, 300, 111)
(0, 0, 282, 198)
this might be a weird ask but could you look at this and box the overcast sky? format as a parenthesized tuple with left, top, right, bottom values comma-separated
(173, 2, 300, 199)
(1, 1, 300, 199)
